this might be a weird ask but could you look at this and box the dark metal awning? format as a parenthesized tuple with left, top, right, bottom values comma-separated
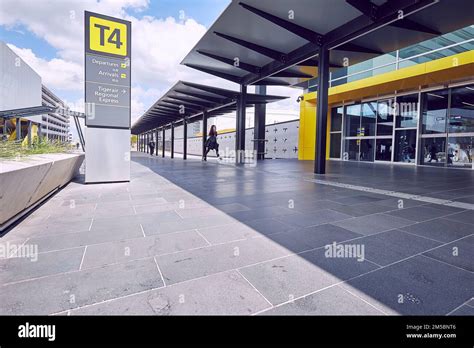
(131, 80, 287, 134)
(181, 0, 474, 87)
(0, 106, 58, 119)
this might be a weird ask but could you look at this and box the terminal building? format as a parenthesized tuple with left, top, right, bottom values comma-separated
(298, 25, 474, 169)
(0, 41, 70, 142)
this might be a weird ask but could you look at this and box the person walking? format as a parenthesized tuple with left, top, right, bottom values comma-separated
(203, 125, 220, 161)
(148, 139, 156, 155)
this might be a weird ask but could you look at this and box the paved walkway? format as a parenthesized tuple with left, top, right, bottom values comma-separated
(0, 152, 472, 315)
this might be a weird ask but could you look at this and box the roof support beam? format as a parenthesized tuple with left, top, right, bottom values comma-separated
(184, 63, 243, 83)
(174, 89, 227, 104)
(182, 82, 239, 99)
(197, 50, 261, 74)
(239, 2, 323, 44)
(214, 31, 287, 62)
(346, 0, 440, 35)
(167, 96, 215, 108)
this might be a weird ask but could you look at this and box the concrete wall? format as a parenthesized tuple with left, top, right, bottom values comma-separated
(0, 153, 84, 230)
(0, 41, 42, 123)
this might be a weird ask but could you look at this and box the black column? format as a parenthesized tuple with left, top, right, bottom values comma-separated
(314, 46, 330, 174)
(170, 123, 174, 159)
(162, 127, 165, 157)
(202, 111, 208, 157)
(146, 133, 149, 154)
(236, 84, 247, 164)
(155, 128, 159, 156)
(183, 118, 187, 160)
(254, 85, 266, 160)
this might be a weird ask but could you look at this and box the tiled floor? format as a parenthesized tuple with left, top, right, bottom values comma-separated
(0, 152, 472, 315)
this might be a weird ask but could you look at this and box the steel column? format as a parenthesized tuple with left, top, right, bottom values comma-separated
(314, 46, 330, 174)
(155, 128, 159, 156)
(202, 111, 208, 157)
(16, 118, 21, 141)
(162, 127, 165, 157)
(170, 123, 174, 159)
(254, 85, 266, 160)
(183, 118, 188, 160)
(27, 121, 32, 146)
(236, 84, 247, 164)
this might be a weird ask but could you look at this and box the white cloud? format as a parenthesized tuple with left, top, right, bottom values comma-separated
(7, 44, 83, 91)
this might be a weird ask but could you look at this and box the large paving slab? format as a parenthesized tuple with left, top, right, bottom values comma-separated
(67, 270, 270, 315)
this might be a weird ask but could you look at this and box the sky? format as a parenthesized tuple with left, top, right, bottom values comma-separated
(0, 0, 301, 139)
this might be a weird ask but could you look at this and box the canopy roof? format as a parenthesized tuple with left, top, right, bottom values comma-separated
(131, 80, 287, 134)
(181, 0, 474, 87)
(0, 106, 57, 119)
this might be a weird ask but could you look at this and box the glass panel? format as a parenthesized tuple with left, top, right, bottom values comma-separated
(359, 138, 374, 162)
(361, 102, 376, 136)
(448, 85, 474, 133)
(331, 107, 343, 132)
(377, 99, 394, 136)
(422, 89, 448, 134)
(330, 133, 341, 158)
(375, 139, 392, 161)
(396, 94, 418, 128)
(421, 138, 446, 166)
(345, 104, 360, 137)
(447, 136, 473, 168)
(394, 129, 417, 163)
(343, 139, 359, 161)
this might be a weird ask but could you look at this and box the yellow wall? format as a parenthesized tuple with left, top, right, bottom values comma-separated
(298, 50, 474, 161)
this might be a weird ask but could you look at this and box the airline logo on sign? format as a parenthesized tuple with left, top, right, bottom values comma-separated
(85, 11, 131, 59)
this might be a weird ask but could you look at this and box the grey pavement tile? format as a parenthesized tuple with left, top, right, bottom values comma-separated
(444, 211, 474, 225)
(421, 203, 466, 214)
(261, 285, 383, 315)
(375, 198, 426, 209)
(94, 201, 135, 217)
(197, 223, 261, 244)
(0, 247, 84, 284)
(28, 227, 143, 253)
(0, 258, 163, 315)
(229, 206, 297, 222)
(214, 203, 251, 214)
(69, 270, 270, 315)
(341, 229, 441, 266)
(291, 199, 346, 214)
(386, 206, 453, 222)
(90, 215, 141, 234)
(239, 251, 359, 305)
(331, 213, 414, 236)
(448, 305, 474, 316)
(155, 237, 291, 285)
(330, 195, 385, 205)
(175, 206, 224, 219)
(400, 218, 474, 243)
(328, 202, 395, 217)
(3, 218, 93, 240)
(297, 246, 379, 281)
(81, 230, 208, 269)
(243, 218, 295, 235)
(341, 255, 473, 315)
(423, 236, 473, 272)
(142, 214, 234, 236)
(268, 224, 362, 253)
(275, 209, 352, 228)
(133, 202, 179, 214)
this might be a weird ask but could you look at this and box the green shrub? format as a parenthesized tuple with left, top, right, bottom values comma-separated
(0, 137, 70, 159)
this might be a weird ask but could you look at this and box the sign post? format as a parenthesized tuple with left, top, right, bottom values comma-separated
(84, 11, 131, 183)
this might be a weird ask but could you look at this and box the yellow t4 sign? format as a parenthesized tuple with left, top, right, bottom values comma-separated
(85, 11, 131, 58)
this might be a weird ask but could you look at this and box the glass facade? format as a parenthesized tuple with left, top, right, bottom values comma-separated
(333, 83, 474, 169)
(308, 25, 474, 92)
